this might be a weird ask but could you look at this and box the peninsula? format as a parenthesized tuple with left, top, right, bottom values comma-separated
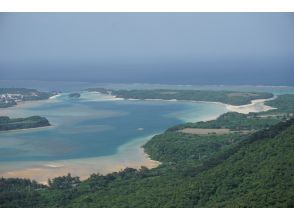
(0, 88, 55, 108)
(86, 88, 274, 105)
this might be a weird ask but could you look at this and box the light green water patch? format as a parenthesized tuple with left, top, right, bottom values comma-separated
(0, 133, 160, 183)
(0, 91, 230, 183)
(163, 101, 228, 123)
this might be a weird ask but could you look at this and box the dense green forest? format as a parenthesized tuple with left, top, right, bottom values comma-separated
(0, 111, 293, 207)
(0, 116, 50, 131)
(263, 94, 294, 114)
(168, 112, 281, 131)
(87, 88, 273, 105)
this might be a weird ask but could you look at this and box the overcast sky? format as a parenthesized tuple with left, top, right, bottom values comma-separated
(0, 13, 293, 85)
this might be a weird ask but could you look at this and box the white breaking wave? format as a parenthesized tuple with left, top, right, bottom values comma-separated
(49, 94, 61, 99)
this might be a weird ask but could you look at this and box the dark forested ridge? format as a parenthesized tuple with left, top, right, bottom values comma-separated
(86, 88, 273, 105)
(0, 116, 50, 131)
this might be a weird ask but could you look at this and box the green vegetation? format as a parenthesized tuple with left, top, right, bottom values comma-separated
(264, 94, 294, 114)
(168, 112, 281, 131)
(48, 174, 81, 189)
(0, 90, 293, 207)
(0, 88, 52, 131)
(61, 119, 294, 207)
(68, 93, 81, 98)
(144, 132, 242, 164)
(0, 178, 46, 208)
(0, 88, 53, 108)
(87, 88, 273, 105)
(0, 116, 50, 131)
(0, 113, 293, 207)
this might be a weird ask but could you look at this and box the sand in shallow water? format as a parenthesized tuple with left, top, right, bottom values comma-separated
(0, 95, 275, 184)
(0, 135, 160, 184)
(225, 97, 276, 114)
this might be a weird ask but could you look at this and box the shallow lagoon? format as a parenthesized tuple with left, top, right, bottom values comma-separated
(2, 84, 293, 182)
(0, 92, 228, 162)
(1, 82, 294, 183)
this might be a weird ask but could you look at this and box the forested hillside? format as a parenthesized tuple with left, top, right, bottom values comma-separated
(168, 112, 281, 131)
(264, 94, 294, 115)
(0, 114, 293, 207)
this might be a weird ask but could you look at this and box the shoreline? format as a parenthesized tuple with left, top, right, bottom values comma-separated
(0, 135, 161, 185)
(110, 93, 276, 115)
(0, 96, 60, 117)
(0, 92, 277, 184)
(0, 124, 55, 134)
(72, 91, 277, 116)
(225, 96, 277, 114)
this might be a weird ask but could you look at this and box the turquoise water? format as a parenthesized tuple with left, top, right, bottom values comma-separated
(0, 92, 227, 162)
(1, 81, 293, 165)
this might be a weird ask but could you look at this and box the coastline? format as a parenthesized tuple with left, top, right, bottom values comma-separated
(0, 124, 55, 134)
(225, 96, 277, 114)
(0, 135, 160, 184)
(0, 92, 276, 184)
(110, 93, 276, 118)
(0, 96, 60, 117)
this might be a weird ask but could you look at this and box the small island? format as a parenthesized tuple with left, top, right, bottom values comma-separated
(0, 116, 50, 131)
(68, 93, 81, 98)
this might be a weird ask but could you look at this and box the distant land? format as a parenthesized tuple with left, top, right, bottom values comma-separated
(0, 88, 55, 108)
(0, 116, 50, 131)
(0, 87, 293, 207)
(0, 88, 53, 131)
(86, 88, 274, 105)
(68, 93, 81, 98)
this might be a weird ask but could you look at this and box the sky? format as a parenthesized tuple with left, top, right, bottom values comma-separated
(0, 13, 293, 85)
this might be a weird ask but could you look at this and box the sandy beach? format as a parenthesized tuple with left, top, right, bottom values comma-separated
(0, 135, 160, 184)
(0, 94, 276, 184)
(108, 91, 276, 116)
(0, 96, 60, 117)
(225, 96, 276, 114)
